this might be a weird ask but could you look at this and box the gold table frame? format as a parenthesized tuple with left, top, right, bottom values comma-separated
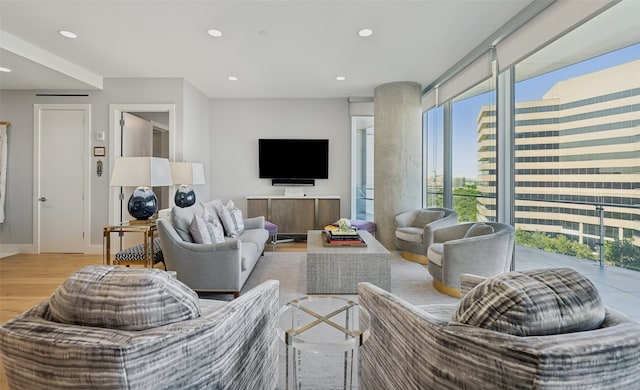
(103, 220, 158, 268)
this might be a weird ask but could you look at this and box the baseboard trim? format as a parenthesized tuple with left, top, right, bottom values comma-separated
(0, 244, 37, 257)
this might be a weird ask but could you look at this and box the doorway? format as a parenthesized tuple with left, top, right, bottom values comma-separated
(108, 104, 175, 252)
(33, 104, 91, 253)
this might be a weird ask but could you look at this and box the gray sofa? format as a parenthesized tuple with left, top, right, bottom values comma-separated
(157, 200, 269, 297)
(0, 265, 280, 389)
(359, 268, 640, 389)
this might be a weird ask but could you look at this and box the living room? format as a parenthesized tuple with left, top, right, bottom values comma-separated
(1, 0, 640, 388)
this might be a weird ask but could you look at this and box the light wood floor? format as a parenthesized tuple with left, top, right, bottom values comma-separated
(0, 241, 306, 388)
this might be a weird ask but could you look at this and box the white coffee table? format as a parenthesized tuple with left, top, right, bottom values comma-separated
(306, 230, 391, 294)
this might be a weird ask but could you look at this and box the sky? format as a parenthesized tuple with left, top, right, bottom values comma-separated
(446, 43, 640, 180)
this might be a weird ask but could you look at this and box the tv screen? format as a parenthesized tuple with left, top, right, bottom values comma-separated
(259, 139, 329, 179)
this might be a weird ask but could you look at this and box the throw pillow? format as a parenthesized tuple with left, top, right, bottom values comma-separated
(412, 209, 445, 227)
(226, 200, 245, 235)
(189, 214, 212, 244)
(452, 268, 605, 336)
(202, 199, 223, 221)
(463, 222, 494, 238)
(170, 206, 197, 242)
(203, 208, 225, 243)
(217, 203, 239, 237)
(49, 265, 200, 331)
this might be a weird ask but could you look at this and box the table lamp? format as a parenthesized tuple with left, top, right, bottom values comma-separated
(110, 157, 173, 220)
(170, 162, 206, 208)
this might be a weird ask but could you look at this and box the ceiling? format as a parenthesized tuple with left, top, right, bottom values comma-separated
(0, 0, 535, 98)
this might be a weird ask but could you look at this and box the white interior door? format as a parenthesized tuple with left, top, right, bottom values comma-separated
(36, 105, 88, 253)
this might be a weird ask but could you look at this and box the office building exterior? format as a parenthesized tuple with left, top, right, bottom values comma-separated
(477, 60, 639, 250)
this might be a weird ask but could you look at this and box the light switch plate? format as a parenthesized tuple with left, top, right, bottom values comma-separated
(96, 131, 105, 141)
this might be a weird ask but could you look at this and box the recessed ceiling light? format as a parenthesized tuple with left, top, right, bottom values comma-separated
(358, 28, 373, 37)
(59, 30, 78, 39)
(336, 76, 346, 81)
(228, 76, 238, 81)
(207, 29, 223, 38)
(0, 67, 11, 73)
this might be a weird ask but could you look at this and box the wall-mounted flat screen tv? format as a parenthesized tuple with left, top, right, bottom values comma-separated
(259, 139, 329, 179)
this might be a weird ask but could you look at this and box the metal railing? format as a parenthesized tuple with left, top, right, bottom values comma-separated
(427, 190, 639, 268)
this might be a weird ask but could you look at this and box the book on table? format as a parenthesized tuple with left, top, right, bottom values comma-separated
(326, 230, 362, 243)
(328, 229, 359, 239)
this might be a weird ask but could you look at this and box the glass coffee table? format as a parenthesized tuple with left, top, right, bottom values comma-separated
(279, 296, 370, 389)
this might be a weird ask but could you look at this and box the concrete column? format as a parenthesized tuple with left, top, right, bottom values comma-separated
(374, 81, 422, 249)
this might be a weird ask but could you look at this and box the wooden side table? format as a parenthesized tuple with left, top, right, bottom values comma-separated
(103, 220, 158, 268)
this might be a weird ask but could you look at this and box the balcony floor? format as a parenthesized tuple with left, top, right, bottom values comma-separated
(515, 245, 640, 320)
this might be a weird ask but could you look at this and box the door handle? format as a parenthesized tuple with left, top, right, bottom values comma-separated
(38, 197, 48, 202)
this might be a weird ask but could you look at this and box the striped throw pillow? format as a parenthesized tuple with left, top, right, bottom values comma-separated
(49, 265, 200, 330)
(453, 268, 605, 336)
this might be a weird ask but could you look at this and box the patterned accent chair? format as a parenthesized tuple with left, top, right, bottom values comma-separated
(0, 266, 280, 390)
(427, 221, 515, 297)
(359, 268, 640, 389)
(394, 207, 458, 264)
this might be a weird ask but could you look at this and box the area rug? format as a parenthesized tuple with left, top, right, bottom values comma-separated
(235, 250, 459, 389)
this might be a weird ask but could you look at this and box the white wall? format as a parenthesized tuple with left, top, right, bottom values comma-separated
(0, 78, 185, 250)
(209, 98, 352, 218)
(182, 81, 211, 202)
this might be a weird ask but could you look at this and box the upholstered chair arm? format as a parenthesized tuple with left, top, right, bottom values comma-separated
(432, 223, 471, 243)
(243, 215, 265, 230)
(423, 214, 460, 246)
(441, 233, 513, 287)
(395, 210, 417, 228)
(157, 219, 244, 292)
(359, 282, 640, 389)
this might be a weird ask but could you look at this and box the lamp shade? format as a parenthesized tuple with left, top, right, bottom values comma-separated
(170, 162, 206, 185)
(110, 157, 173, 187)
(110, 157, 173, 220)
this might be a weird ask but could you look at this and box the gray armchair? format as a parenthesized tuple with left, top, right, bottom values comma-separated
(427, 221, 515, 297)
(359, 268, 640, 389)
(394, 207, 458, 264)
(0, 266, 280, 389)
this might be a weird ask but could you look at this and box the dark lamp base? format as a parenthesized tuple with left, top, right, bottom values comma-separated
(128, 187, 158, 220)
(175, 185, 196, 208)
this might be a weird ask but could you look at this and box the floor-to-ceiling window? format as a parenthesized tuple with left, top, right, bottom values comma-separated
(424, 106, 444, 208)
(513, 43, 640, 269)
(452, 80, 497, 223)
(352, 117, 375, 221)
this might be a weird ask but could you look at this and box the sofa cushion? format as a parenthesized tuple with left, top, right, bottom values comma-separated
(217, 204, 239, 237)
(226, 200, 245, 235)
(412, 209, 445, 227)
(171, 206, 196, 242)
(396, 227, 424, 243)
(463, 222, 494, 238)
(202, 208, 225, 243)
(49, 265, 200, 331)
(190, 214, 212, 244)
(453, 268, 605, 336)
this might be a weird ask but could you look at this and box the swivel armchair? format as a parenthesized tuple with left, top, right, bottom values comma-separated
(394, 207, 458, 264)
